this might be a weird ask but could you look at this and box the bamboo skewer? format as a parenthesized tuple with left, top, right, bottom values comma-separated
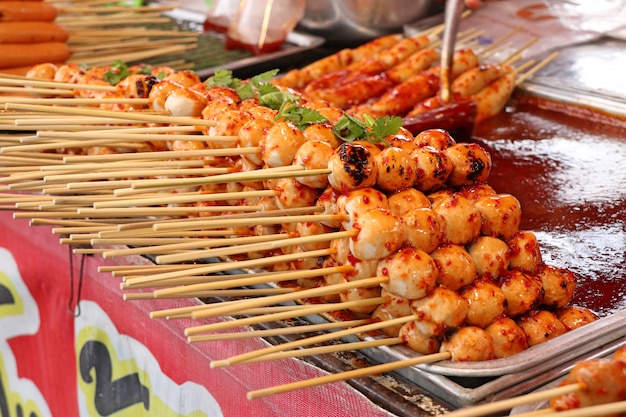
(246, 351, 451, 399)
(187, 319, 371, 343)
(210, 314, 418, 369)
(163, 304, 321, 320)
(239, 337, 404, 365)
(184, 297, 386, 337)
(513, 401, 626, 417)
(183, 276, 386, 319)
(124, 286, 298, 300)
(122, 248, 337, 288)
(100, 232, 290, 259)
(445, 383, 584, 417)
(4, 103, 216, 127)
(155, 229, 358, 265)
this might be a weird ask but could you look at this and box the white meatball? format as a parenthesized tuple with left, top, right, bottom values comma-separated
(507, 230, 543, 273)
(431, 193, 481, 245)
(261, 121, 307, 167)
(441, 326, 496, 361)
(327, 141, 379, 191)
(164, 86, 207, 117)
(413, 128, 456, 150)
(410, 287, 469, 330)
(373, 146, 417, 192)
(377, 246, 438, 300)
(499, 270, 543, 317)
(315, 186, 342, 229)
(337, 187, 389, 230)
(556, 306, 598, 331)
(350, 208, 404, 261)
(238, 118, 275, 166)
(293, 140, 334, 189)
(461, 278, 507, 328)
(402, 207, 446, 253)
(411, 146, 453, 192)
(338, 276, 382, 314)
(431, 243, 477, 291)
(473, 193, 522, 240)
(444, 142, 492, 187)
(537, 264, 577, 309)
(207, 110, 253, 149)
(485, 317, 529, 358)
(387, 188, 431, 217)
(457, 182, 497, 203)
(273, 177, 321, 210)
(517, 309, 567, 347)
(399, 319, 442, 355)
(467, 236, 510, 279)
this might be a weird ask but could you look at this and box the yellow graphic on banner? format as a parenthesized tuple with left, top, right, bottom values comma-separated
(76, 326, 210, 417)
(0, 349, 50, 417)
(0, 271, 22, 319)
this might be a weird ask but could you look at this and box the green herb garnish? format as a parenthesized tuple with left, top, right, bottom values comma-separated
(275, 102, 329, 131)
(332, 114, 403, 145)
(205, 69, 242, 89)
(103, 60, 132, 86)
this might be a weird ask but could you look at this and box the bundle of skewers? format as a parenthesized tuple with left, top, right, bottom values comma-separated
(0, 0, 200, 75)
(0, 26, 608, 406)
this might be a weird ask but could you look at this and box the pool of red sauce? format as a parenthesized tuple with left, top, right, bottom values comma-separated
(471, 98, 626, 317)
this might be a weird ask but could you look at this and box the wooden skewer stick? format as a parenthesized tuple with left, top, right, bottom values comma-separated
(240, 337, 404, 365)
(0, 78, 117, 92)
(166, 304, 320, 320)
(156, 229, 358, 265)
(246, 350, 451, 399)
(184, 297, 386, 337)
(516, 51, 560, 87)
(444, 383, 584, 417)
(0, 97, 150, 106)
(187, 319, 371, 343)
(211, 313, 417, 369)
(512, 401, 626, 417)
(42, 166, 230, 183)
(0, 86, 75, 96)
(102, 232, 290, 259)
(185, 276, 387, 320)
(93, 188, 273, 209)
(152, 212, 346, 233)
(123, 248, 336, 287)
(4, 103, 216, 127)
(128, 264, 345, 291)
(124, 287, 298, 300)
(126, 167, 329, 193)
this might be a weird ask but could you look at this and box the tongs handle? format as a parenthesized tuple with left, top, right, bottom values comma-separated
(440, 0, 465, 103)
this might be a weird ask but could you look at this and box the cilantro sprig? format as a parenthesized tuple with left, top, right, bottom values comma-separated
(205, 69, 243, 89)
(204, 68, 404, 144)
(275, 102, 329, 131)
(333, 114, 403, 146)
(104, 60, 132, 86)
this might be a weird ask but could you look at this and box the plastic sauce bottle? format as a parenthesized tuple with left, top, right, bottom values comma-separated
(225, 0, 306, 54)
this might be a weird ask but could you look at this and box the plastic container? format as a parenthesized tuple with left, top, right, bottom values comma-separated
(225, 0, 306, 55)
(203, 0, 241, 33)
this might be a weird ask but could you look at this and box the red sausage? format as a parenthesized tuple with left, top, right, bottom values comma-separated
(0, 2, 58, 22)
(0, 42, 70, 69)
(0, 21, 68, 43)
